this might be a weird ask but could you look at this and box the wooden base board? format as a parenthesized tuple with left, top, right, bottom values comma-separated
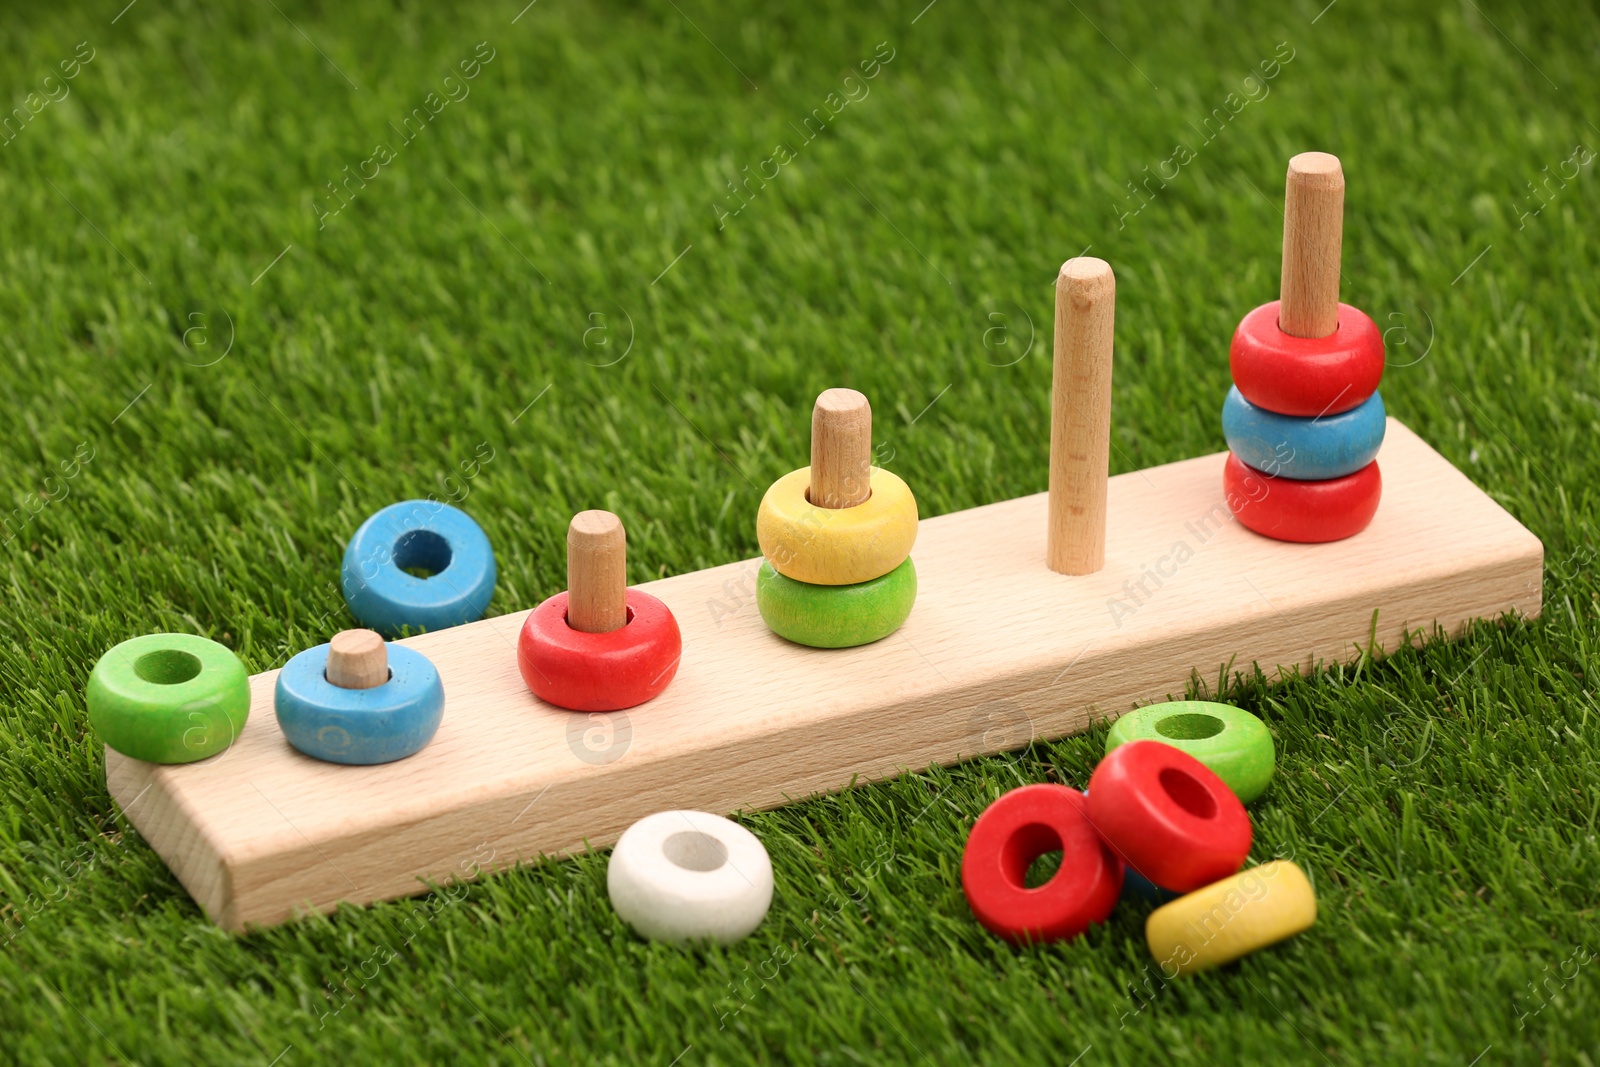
(106, 420, 1543, 930)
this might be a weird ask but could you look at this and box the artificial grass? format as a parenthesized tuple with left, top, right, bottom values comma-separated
(1, 0, 1598, 1062)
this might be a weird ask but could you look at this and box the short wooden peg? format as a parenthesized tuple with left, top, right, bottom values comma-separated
(1047, 256, 1115, 576)
(326, 628, 389, 690)
(809, 388, 873, 509)
(1278, 151, 1344, 340)
(567, 510, 628, 634)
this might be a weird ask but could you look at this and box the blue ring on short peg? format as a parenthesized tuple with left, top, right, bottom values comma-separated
(1221, 385, 1385, 481)
(274, 642, 444, 764)
(341, 501, 496, 636)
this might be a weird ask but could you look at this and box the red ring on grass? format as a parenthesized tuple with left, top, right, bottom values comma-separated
(961, 784, 1123, 943)
(1230, 301, 1384, 417)
(1224, 452, 1382, 544)
(517, 589, 682, 712)
(1084, 741, 1251, 892)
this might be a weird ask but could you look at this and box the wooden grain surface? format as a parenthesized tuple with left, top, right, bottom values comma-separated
(809, 388, 873, 510)
(1048, 257, 1116, 575)
(1279, 151, 1345, 339)
(565, 510, 627, 634)
(106, 420, 1544, 930)
(325, 629, 387, 690)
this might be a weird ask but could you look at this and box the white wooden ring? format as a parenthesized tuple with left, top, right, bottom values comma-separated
(606, 810, 774, 944)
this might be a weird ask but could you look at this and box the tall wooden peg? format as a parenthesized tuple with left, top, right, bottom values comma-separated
(809, 388, 873, 509)
(1279, 151, 1345, 339)
(325, 628, 389, 689)
(567, 510, 628, 633)
(1047, 257, 1115, 576)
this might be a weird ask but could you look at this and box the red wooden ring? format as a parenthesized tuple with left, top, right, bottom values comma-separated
(1230, 301, 1384, 417)
(960, 784, 1123, 943)
(517, 589, 682, 712)
(1084, 740, 1251, 892)
(1224, 452, 1382, 544)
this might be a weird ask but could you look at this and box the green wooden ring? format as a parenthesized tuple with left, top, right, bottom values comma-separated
(756, 557, 916, 648)
(1105, 701, 1274, 804)
(87, 633, 251, 764)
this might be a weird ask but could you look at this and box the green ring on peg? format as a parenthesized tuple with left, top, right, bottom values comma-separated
(1105, 701, 1274, 804)
(87, 633, 251, 764)
(756, 557, 916, 648)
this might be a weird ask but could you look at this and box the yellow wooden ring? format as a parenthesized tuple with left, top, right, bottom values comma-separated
(1145, 861, 1316, 976)
(756, 467, 918, 585)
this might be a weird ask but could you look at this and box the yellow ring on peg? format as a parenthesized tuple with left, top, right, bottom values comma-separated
(1145, 860, 1316, 977)
(756, 467, 918, 586)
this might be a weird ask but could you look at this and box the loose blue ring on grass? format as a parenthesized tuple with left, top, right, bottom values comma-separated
(341, 500, 496, 636)
(275, 642, 444, 764)
(1221, 385, 1385, 481)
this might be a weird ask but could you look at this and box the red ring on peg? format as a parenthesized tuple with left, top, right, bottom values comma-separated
(1230, 301, 1384, 417)
(517, 589, 682, 712)
(1224, 452, 1382, 544)
(1084, 741, 1251, 892)
(961, 784, 1123, 943)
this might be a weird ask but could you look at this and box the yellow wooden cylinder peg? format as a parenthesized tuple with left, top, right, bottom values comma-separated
(1145, 860, 1316, 976)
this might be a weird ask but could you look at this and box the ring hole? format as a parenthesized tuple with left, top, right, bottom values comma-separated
(1159, 767, 1217, 820)
(133, 649, 202, 686)
(393, 529, 453, 579)
(804, 485, 874, 507)
(1024, 850, 1063, 889)
(562, 605, 635, 630)
(1000, 822, 1063, 890)
(662, 831, 728, 872)
(323, 668, 393, 685)
(1155, 713, 1226, 740)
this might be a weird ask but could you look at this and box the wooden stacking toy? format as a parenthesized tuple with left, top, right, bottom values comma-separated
(518, 510, 683, 711)
(606, 810, 774, 945)
(755, 389, 918, 647)
(274, 628, 445, 765)
(1225, 153, 1385, 542)
(102, 231, 1544, 929)
(341, 500, 497, 636)
(87, 633, 250, 764)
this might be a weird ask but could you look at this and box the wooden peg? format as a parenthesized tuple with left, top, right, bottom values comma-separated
(567, 510, 628, 633)
(1047, 257, 1115, 576)
(1278, 152, 1344, 340)
(809, 388, 873, 509)
(326, 628, 388, 689)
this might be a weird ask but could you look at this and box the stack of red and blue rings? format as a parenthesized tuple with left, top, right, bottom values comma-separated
(1222, 301, 1385, 542)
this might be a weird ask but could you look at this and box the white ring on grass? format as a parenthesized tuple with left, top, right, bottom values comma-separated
(606, 810, 773, 944)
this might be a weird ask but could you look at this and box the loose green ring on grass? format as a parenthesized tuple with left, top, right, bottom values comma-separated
(756, 557, 916, 648)
(87, 633, 251, 764)
(1105, 700, 1274, 804)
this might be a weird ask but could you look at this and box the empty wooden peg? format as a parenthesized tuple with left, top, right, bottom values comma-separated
(1047, 256, 1115, 576)
(325, 628, 389, 689)
(1279, 151, 1344, 339)
(809, 388, 873, 509)
(567, 510, 628, 634)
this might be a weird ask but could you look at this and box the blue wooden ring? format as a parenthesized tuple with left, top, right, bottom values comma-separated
(341, 501, 496, 636)
(274, 642, 444, 764)
(1221, 385, 1385, 481)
